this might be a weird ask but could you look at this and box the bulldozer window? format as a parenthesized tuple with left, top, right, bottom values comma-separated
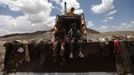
(60, 16, 81, 34)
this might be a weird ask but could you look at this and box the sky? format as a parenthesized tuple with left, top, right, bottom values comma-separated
(0, 0, 134, 36)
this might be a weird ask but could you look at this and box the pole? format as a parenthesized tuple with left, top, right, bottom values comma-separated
(64, 2, 67, 15)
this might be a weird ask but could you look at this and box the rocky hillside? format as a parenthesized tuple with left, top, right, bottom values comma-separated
(0, 28, 134, 42)
(0, 28, 99, 41)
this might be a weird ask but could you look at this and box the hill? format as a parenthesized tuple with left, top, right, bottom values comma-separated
(0, 28, 134, 42)
(0, 28, 99, 41)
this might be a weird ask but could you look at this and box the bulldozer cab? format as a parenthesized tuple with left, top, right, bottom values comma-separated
(54, 2, 87, 39)
(55, 14, 87, 38)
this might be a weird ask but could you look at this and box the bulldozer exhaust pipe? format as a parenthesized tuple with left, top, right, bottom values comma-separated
(64, 2, 67, 15)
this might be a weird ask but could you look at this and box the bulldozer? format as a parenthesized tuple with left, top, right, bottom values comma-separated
(52, 2, 116, 72)
(54, 3, 87, 40)
(52, 2, 88, 64)
(52, 3, 134, 74)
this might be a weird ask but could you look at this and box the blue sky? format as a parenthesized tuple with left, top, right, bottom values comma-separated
(0, 0, 134, 36)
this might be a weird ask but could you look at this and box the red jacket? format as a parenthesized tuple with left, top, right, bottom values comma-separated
(114, 39, 121, 54)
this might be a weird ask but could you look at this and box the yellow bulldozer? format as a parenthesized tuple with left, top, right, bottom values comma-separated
(52, 3, 134, 73)
(54, 2, 87, 41)
(52, 2, 116, 72)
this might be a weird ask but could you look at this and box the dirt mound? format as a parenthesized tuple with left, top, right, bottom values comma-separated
(87, 28, 99, 34)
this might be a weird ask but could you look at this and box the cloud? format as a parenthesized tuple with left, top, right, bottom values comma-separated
(116, 22, 134, 31)
(53, 0, 83, 14)
(0, 0, 56, 36)
(102, 16, 114, 22)
(0, 15, 18, 36)
(0, 29, 10, 36)
(97, 25, 109, 32)
(0, 0, 53, 12)
(96, 20, 134, 32)
(91, 0, 116, 22)
(50, 0, 61, 4)
(54, 6, 60, 11)
(74, 9, 83, 14)
(0, 15, 56, 36)
(91, 0, 114, 14)
(102, 10, 116, 22)
(87, 20, 94, 28)
(0, 3, 7, 7)
(130, 20, 134, 24)
(0, 0, 84, 36)
(107, 10, 117, 16)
